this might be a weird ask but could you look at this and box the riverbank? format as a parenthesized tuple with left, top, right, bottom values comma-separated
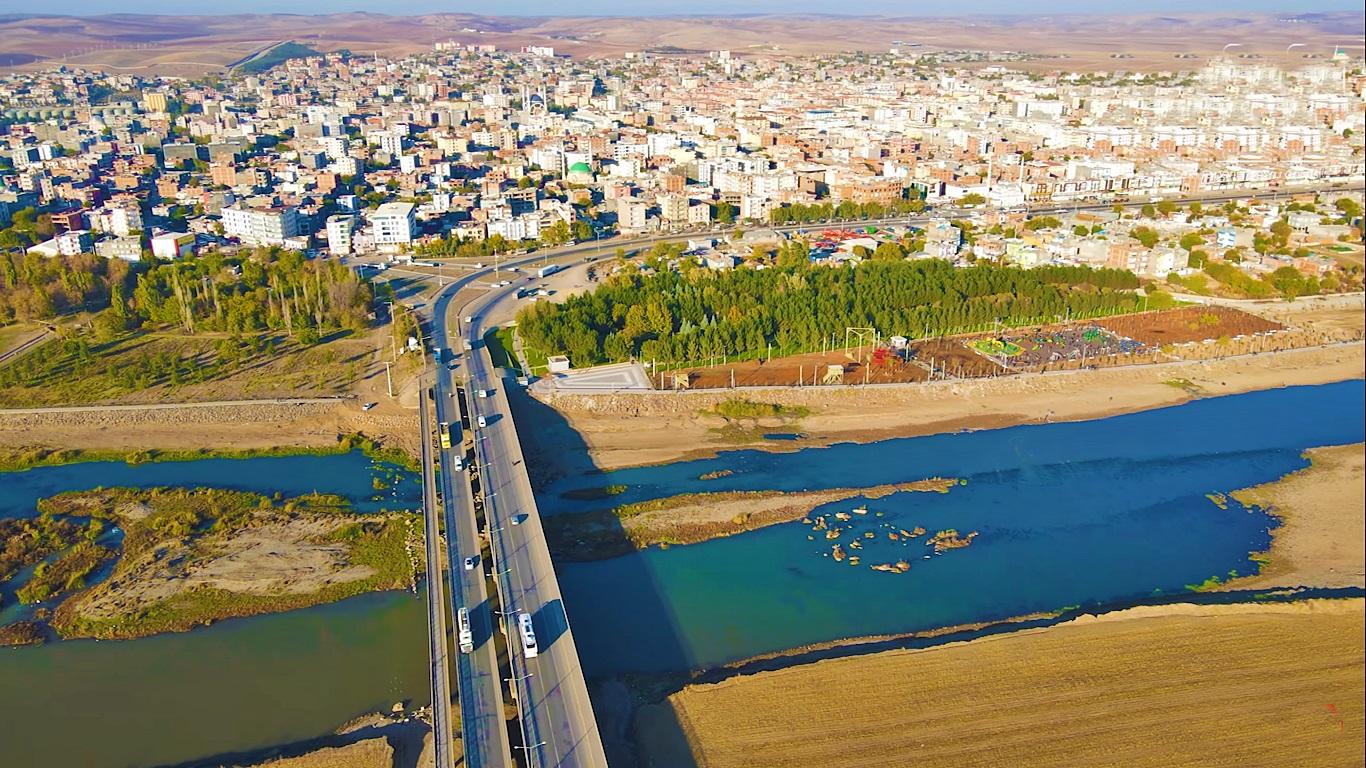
(545, 479, 956, 560)
(0, 431, 415, 473)
(10, 486, 420, 642)
(0, 399, 421, 467)
(531, 341, 1364, 477)
(635, 598, 1366, 768)
(1221, 443, 1365, 591)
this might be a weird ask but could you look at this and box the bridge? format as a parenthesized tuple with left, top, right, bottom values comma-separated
(416, 249, 610, 768)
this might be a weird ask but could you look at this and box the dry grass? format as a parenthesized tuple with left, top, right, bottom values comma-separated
(2, 12, 1359, 73)
(242, 738, 393, 768)
(637, 599, 1366, 768)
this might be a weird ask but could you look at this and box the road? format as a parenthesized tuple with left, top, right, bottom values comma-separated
(432, 359, 516, 768)
(418, 384, 458, 768)
(379, 183, 1361, 295)
(419, 256, 610, 768)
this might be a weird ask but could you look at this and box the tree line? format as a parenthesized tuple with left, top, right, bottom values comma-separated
(769, 198, 927, 226)
(515, 258, 1142, 368)
(2, 247, 372, 347)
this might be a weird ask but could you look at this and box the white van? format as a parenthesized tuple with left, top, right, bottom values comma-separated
(457, 607, 473, 654)
(517, 612, 538, 658)
(477, 415, 487, 428)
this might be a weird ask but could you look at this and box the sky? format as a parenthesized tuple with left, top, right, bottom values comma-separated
(0, 0, 1359, 16)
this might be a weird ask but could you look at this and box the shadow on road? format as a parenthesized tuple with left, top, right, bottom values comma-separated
(504, 377, 695, 768)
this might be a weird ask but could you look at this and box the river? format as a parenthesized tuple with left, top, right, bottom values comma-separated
(550, 380, 1366, 676)
(0, 451, 429, 767)
(2, 382, 1362, 762)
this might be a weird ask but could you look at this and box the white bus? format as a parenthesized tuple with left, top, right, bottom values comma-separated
(517, 612, 538, 658)
(457, 607, 474, 654)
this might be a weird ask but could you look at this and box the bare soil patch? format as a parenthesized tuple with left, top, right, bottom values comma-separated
(1098, 306, 1282, 345)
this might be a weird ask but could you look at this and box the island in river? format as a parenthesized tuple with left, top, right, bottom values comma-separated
(2, 485, 419, 643)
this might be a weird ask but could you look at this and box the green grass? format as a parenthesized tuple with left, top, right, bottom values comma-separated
(1186, 569, 1240, 592)
(0, 322, 38, 354)
(16, 542, 115, 605)
(0, 432, 415, 474)
(710, 399, 811, 421)
(484, 327, 523, 373)
(0, 515, 86, 581)
(970, 339, 1024, 357)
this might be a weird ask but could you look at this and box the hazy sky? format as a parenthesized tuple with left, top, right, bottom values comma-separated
(1, 0, 1360, 16)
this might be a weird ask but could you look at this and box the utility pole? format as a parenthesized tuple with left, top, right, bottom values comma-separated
(385, 361, 393, 398)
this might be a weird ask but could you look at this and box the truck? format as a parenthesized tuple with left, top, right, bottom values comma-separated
(457, 607, 474, 654)
(439, 422, 452, 449)
(536, 264, 560, 279)
(517, 612, 538, 659)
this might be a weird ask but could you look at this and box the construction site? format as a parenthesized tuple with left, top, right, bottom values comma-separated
(660, 306, 1308, 390)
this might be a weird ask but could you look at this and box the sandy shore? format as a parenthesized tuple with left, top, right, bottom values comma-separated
(636, 598, 1366, 768)
(1223, 443, 1365, 591)
(531, 341, 1365, 476)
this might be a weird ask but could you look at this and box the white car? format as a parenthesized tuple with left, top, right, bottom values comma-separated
(477, 415, 487, 428)
(463, 556, 475, 571)
(510, 514, 522, 526)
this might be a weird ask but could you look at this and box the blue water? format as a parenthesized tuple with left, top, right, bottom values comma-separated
(0, 450, 420, 521)
(553, 380, 1365, 675)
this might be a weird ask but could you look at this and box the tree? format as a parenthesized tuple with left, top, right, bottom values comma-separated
(959, 193, 986, 207)
(1131, 226, 1160, 249)
(872, 241, 906, 261)
(1156, 200, 1177, 216)
(1140, 204, 1157, 218)
(1334, 197, 1362, 220)
(715, 201, 735, 224)
(1178, 232, 1204, 252)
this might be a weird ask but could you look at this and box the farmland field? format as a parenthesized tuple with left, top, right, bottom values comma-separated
(636, 599, 1365, 768)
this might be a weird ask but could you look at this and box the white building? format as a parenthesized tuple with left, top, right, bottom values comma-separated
(326, 215, 355, 255)
(150, 231, 195, 260)
(221, 204, 303, 246)
(369, 202, 415, 246)
(28, 230, 92, 257)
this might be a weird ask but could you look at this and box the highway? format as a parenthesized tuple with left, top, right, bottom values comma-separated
(417, 385, 457, 768)
(422, 259, 609, 768)
(432, 358, 516, 768)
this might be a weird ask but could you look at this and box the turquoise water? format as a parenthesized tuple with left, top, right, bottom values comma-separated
(0, 450, 421, 521)
(553, 380, 1366, 675)
(0, 451, 429, 767)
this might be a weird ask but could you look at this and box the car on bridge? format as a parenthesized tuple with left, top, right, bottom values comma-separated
(518, 612, 538, 659)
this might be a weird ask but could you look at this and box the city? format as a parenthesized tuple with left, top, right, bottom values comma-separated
(0, 5, 1363, 768)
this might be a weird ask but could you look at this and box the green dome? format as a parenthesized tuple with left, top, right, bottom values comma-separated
(568, 162, 592, 174)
